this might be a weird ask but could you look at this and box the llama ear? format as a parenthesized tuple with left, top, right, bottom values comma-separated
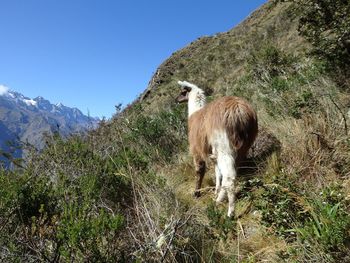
(178, 80, 192, 92)
(183, 86, 192, 92)
(177, 80, 186, 87)
(205, 87, 214, 96)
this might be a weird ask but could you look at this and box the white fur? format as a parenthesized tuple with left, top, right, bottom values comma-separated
(178, 81, 206, 116)
(187, 89, 206, 116)
(214, 164, 221, 194)
(178, 81, 256, 217)
(211, 130, 237, 217)
(178, 81, 200, 91)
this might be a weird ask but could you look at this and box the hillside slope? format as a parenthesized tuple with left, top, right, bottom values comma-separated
(1, 1, 349, 262)
(139, 1, 304, 111)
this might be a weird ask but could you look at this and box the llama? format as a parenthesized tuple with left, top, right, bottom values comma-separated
(176, 81, 258, 217)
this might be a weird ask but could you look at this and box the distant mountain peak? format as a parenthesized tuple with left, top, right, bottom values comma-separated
(1, 87, 100, 123)
(0, 84, 9, 96)
(23, 98, 38, 107)
(0, 87, 100, 164)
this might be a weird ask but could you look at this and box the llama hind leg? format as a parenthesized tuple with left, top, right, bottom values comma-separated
(226, 176, 237, 218)
(216, 153, 237, 217)
(215, 153, 235, 203)
(216, 187, 226, 204)
(215, 164, 222, 195)
(194, 160, 206, 198)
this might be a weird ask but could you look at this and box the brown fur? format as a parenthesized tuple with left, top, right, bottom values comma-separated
(188, 96, 258, 167)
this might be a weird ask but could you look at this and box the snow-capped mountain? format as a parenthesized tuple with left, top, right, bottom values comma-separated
(0, 85, 99, 166)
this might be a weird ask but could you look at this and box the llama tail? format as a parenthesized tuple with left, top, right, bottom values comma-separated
(224, 102, 258, 150)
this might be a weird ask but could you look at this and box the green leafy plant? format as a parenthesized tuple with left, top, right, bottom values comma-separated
(290, 89, 319, 118)
(297, 0, 350, 67)
(206, 202, 236, 240)
(247, 44, 298, 84)
(291, 186, 350, 254)
(293, 202, 350, 250)
(256, 183, 307, 240)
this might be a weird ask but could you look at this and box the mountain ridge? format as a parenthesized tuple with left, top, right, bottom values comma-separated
(138, 1, 305, 111)
(0, 86, 99, 166)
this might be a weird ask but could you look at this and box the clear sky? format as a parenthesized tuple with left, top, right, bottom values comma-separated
(0, 0, 267, 118)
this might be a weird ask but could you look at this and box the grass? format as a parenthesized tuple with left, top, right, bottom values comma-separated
(1, 1, 350, 262)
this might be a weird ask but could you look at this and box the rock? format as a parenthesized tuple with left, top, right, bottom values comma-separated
(247, 126, 281, 160)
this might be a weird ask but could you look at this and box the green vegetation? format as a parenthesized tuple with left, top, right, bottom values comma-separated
(1, 1, 350, 262)
(277, 0, 350, 85)
(297, 0, 350, 69)
(0, 136, 130, 262)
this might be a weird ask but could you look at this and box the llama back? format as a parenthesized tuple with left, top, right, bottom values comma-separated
(205, 97, 258, 155)
(188, 96, 257, 161)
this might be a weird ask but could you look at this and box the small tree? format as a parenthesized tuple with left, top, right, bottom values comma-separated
(297, 0, 350, 67)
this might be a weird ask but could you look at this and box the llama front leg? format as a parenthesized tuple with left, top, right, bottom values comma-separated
(194, 160, 206, 198)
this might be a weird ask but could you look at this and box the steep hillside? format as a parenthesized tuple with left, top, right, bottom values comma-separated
(121, 1, 349, 261)
(1, 1, 349, 262)
(139, 1, 305, 111)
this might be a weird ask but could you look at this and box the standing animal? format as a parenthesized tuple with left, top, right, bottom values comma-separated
(176, 81, 258, 217)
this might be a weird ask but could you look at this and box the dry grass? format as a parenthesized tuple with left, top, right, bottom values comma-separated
(139, 72, 350, 262)
(95, 1, 350, 261)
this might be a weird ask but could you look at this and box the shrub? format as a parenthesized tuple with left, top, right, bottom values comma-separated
(290, 89, 319, 118)
(297, 0, 350, 68)
(247, 44, 298, 84)
(206, 201, 236, 240)
(256, 183, 307, 240)
(292, 186, 350, 256)
(0, 134, 131, 262)
(276, 0, 350, 85)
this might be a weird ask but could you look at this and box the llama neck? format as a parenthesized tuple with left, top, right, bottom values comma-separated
(188, 91, 206, 117)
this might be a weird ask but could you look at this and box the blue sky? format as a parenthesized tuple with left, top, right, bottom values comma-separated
(0, 0, 267, 118)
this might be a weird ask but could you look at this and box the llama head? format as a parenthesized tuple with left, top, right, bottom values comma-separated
(176, 86, 191, 103)
(176, 81, 206, 115)
(176, 81, 205, 102)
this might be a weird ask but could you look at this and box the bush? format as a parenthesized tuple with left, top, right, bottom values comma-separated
(206, 201, 236, 240)
(290, 89, 319, 118)
(276, 0, 350, 85)
(0, 103, 191, 262)
(297, 0, 350, 68)
(247, 44, 298, 84)
(256, 183, 307, 240)
(292, 186, 350, 255)
(0, 135, 131, 262)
